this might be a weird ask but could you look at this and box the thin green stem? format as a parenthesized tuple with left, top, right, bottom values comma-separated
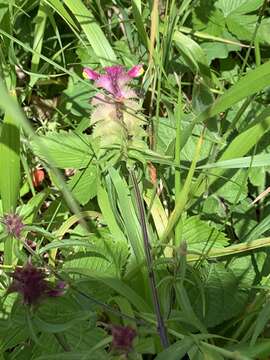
(174, 77, 182, 246)
(239, 0, 268, 77)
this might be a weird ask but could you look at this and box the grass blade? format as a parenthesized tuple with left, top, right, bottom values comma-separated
(63, 0, 116, 66)
(0, 89, 20, 265)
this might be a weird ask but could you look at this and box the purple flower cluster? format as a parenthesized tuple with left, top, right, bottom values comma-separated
(7, 262, 66, 306)
(111, 324, 136, 354)
(3, 213, 24, 239)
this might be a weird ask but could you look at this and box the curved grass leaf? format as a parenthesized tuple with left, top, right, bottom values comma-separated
(63, 0, 116, 66)
(38, 239, 108, 256)
(198, 153, 270, 169)
(173, 31, 211, 81)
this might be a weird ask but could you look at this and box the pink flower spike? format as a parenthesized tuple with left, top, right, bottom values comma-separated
(128, 65, 144, 78)
(83, 68, 99, 80)
(96, 66, 130, 99)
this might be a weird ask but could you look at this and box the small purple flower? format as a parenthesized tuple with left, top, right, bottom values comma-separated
(111, 325, 136, 354)
(2, 213, 24, 239)
(83, 65, 143, 100)
(7, 262, 66, 306)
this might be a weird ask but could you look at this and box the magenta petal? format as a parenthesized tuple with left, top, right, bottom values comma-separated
(96, 74, 115, 94)
(104, 65, 124, 76)
(83, 68, 99, 80)
(127, 65, 143, 78)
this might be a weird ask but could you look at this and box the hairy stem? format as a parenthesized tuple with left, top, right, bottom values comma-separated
(130, 169, 169, 349)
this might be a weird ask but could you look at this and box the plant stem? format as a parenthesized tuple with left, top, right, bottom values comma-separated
(174, 76, 182, 246)
(130, 169, 169, 349)
(239, 0, 268, 77)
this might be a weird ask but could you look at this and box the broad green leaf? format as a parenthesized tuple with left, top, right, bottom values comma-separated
(189, 263, 250, 327)
(68, 164, 97, 205)
(182, 216, 228, 252)
(192, 1, 226, 36)
(216, 0, 266, 43)
(63, 266, 151, 313)
(226, 14, 258, 41)
(34, 310, 91, 333)
(63, 229, 129, 278)
(216, 0, 263, 17)
(61, 75, 93, 118)
(31, 131, 93, 169)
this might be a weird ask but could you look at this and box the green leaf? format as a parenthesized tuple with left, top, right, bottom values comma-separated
(216, 0, 263, 17)
(251, 300, 270, 345)
(192, 105, 270, 200)
(230, 341, 270, 359)
(38, 239, 108, 256)
(198, 153, 270, 169)
(61, 75, 93, 118)
(155, 337, 194, 360)
(190, 263, 250, 327)
(216, 0, 265, 42)
(226, 14, 258, 41)
(63, 230, 128, 278)
(68, 164, 97, 205)
(31, 131, 93, 169)
(192, 1, 226, 36)
(63, 0, 116, 66)
(45, 0, 79, 31)
(0, 90, 20, 266)
(97, 181, 127, 243)
(35, 352, 105, 360)
(0, 93, 20, 213)
(108, 167, 145, 263)
(173, 31, 211, 81)
(131, 0, 149, 48)
(182, 216, 229, 253)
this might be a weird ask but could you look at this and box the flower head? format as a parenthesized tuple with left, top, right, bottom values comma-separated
(3, 213, 24, 239)
(111, 325, 136, 354)
(7, 262, 66, 306)
(83, 65, 143, 100)
(83, 64, 145, 151)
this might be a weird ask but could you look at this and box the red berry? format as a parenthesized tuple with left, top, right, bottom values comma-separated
(32, 169, 45, 187)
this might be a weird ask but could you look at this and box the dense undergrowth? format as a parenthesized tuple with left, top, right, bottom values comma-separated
(0, 0, 270, 359)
